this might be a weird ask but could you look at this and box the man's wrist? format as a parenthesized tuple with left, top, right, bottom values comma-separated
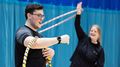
(57, 37, 61, 44)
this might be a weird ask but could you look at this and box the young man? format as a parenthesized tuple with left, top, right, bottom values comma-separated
(15, 4, 70, 67)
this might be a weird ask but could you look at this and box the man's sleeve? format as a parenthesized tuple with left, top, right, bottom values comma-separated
(16, 28, 32, 45)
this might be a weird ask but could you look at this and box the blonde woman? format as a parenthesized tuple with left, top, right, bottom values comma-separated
(70, 2, 105, 67)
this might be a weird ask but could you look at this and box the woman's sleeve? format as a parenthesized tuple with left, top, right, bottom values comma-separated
(97, 48, 105, 67)
(75, 15, 86, 40)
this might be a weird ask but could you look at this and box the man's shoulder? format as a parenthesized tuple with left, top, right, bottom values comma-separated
(16, 26, 32, 36)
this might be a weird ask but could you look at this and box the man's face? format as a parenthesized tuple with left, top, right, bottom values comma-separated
(29, 9, 44, 29)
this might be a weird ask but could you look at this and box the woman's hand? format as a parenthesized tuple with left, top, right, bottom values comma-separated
(77, 2, 83, 15)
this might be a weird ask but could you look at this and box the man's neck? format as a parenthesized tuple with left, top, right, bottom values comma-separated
(25, 20, 37, 31)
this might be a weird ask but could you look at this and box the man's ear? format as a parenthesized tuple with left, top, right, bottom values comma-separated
(27, 13, 32, 19)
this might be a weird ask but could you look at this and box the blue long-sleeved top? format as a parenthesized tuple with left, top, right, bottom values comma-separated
(70, 15, 105, 67)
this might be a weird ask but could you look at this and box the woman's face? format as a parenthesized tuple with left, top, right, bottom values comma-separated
(89, 26, 100, 42)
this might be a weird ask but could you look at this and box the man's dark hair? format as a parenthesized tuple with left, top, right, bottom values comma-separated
(25, 4, 43, 19)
